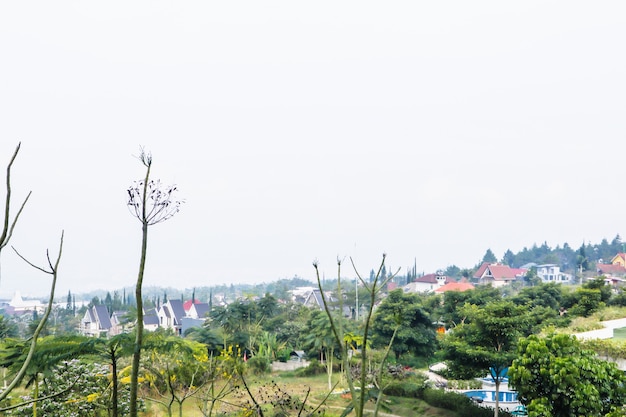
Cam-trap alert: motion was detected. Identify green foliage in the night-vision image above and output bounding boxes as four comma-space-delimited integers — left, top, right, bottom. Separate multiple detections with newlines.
509, 332, 626, 417
511, 282, 564, 310
441, 286, 502, 327
566, 288, 603, 317
371, 289, 437, 360
383, 381, 426, 398
6, 359, 140, 416
482, 249, 498, 264
442, 301, 530, 380
422, 388, 508, 417
0, 315, 18, 339
247, 355, 271, 375
294, 359, 326, 376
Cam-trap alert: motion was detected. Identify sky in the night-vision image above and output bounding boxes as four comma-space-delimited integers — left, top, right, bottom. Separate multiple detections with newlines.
0, 2, 625, 299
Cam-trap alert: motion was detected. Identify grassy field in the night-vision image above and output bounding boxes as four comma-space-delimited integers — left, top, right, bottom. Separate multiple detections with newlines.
613, 327, 626, 341
139, 372, 456, 417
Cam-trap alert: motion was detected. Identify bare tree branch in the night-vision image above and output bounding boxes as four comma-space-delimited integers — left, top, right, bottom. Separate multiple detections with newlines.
0, 231, 64, 403
0, 142, 32, 283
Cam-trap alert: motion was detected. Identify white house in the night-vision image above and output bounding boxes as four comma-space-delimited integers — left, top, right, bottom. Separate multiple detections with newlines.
403, 272, 452, 293
80, 305, 113, 337
157, 299, 185, 335
535, 264, 572, 284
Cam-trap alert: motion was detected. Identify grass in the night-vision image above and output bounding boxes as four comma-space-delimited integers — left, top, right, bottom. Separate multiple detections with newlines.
138, 371, 457, 417
554, 306, 626, 334
613, 327, 626, 341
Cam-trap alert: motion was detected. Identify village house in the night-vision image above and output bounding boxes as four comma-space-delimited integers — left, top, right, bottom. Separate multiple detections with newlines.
473, 263, 527, 287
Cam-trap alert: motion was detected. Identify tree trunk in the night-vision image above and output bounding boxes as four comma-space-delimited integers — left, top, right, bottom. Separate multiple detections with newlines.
130, 220, 148, 417
494, 378, 500, 417
111, 351, 118, 417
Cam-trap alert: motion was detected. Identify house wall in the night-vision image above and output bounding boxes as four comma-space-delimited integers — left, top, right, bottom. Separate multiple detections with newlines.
613, 255, 626, 267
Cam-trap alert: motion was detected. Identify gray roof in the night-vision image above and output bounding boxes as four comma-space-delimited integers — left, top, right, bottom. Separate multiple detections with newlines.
168, 299, 185, 323
93, 305, 112, 330
193, 303, 210, 318
144, 314, 160, 326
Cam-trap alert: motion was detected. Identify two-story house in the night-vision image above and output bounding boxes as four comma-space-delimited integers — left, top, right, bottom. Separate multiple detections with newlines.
80, 305, 113, 337
535, 264, 572, 284
156, 299, 185, 335
473, 263, 527, 288
403, 271, 452, 293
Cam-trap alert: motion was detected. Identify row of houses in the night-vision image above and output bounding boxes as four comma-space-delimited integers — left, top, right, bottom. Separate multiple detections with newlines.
80, 299, 211, 337
400, 262, 574, 295
79, 254, 626, 337
401, 252, 626, 295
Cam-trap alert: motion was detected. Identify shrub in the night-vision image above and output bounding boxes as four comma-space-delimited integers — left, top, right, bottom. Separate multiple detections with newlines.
383, 381, 425, 398
422, 388, 511, 417
276, 348, 291, 362
294, 359, 326, 377
247, 355, 271, 375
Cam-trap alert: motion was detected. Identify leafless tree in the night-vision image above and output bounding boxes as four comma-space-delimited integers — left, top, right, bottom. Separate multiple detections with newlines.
127, 148, 183, 417
0, 143, 31, 283
313, 254, 399, 417
0, 144, 63, 408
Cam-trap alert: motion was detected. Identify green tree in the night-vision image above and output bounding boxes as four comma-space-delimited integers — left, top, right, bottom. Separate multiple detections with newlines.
257, 292, 279, 319
371, 289, 437, 360
442, 300, 530, 417
127, 149, 183, 417
509, 332, 626, 417
0, 315, 18, 339
303, 309, 340, 390
143, 334, 210, 417
440, 285, 501, 328
314, 254, 398, 417
482, 248, 498, 264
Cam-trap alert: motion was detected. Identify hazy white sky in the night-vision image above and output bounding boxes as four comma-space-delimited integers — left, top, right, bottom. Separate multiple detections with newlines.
0, 2, 625, 298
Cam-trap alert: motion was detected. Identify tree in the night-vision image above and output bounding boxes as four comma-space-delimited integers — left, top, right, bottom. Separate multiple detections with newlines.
0, 232, 64, 409
303, 309, 340, 390
314, 254, 398, 417
523, 267, 541, 286
442, 300, 530, 417
440, 285, 501, 328
509, 332, 626, 417
65, 290, 72, 311
4, 358, 137, 417
482, 248, 498, 264
502, 249, 516, 267
371, 289, 437, 360
127, 148, 183, 417
142, 334, 210, 417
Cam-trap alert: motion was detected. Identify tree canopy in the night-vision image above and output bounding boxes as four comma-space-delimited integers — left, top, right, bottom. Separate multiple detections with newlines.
509, 332, 626, 417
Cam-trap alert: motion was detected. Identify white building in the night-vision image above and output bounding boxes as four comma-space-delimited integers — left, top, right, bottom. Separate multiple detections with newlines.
536, 264, 572, 284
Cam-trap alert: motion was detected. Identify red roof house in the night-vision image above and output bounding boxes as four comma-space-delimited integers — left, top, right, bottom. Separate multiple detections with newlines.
473, 263, 527, 288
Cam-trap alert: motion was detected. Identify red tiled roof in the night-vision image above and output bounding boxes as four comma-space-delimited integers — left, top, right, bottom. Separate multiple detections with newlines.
474, 262, 526, 281
183, 299, 202, 311
435, 282, 475, 293
597, 263, 626, 274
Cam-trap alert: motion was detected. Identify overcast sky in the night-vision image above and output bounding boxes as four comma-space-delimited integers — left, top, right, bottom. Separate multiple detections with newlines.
0, 2, 625, 299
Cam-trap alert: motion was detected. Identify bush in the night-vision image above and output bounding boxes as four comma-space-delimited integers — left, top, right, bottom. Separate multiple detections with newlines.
446, 379, 482, 390
247, 355, 271, 375
276, 348, 291, 362
422, 388, 511, 417
383, 381, 425, 398
294, 359, 326, 376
